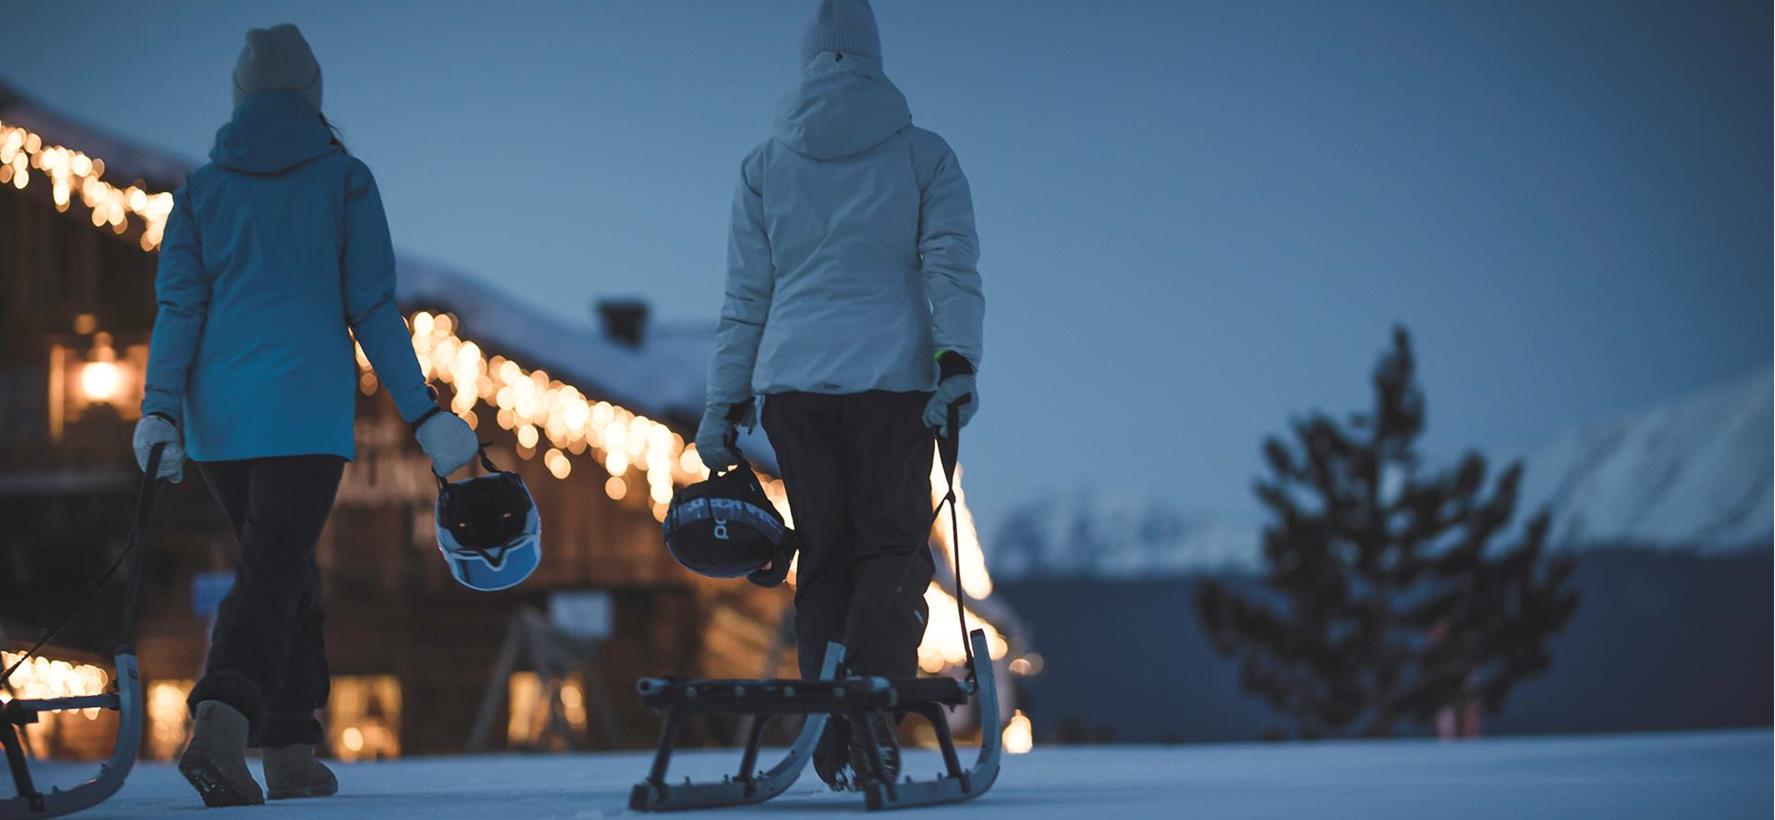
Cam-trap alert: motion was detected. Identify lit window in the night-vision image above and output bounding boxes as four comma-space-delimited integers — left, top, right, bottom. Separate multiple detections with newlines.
146, 679, 195, 760
507, 671, 588, 751
328, 675, 401, 761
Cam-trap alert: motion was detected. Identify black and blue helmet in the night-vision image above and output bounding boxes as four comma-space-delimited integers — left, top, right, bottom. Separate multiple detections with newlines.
662, 458, 796, 587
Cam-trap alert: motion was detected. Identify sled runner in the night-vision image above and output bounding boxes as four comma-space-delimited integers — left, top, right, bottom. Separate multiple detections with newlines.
2, 444, 165, 820
632, 401, 1002, 812
629, 632, 1000, 812
628, 642, 844, 812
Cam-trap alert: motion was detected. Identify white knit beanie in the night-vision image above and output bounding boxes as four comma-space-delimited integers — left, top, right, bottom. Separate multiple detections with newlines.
232, 24, 323, 111
800, 0, 882, 66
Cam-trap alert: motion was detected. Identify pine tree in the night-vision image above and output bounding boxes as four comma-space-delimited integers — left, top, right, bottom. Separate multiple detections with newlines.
1195, 327, 1579, 738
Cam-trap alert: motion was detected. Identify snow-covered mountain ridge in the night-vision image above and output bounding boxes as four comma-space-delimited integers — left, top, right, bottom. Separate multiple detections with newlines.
987, 366, 1773, 579
1506, 366, 1771, 552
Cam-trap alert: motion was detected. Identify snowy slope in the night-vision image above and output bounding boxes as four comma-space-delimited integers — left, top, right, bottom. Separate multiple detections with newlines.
1506, 366, 1772, 551
988, 366, 1774, 578
27, 729, 1771, 818
988, 493, 1263, 578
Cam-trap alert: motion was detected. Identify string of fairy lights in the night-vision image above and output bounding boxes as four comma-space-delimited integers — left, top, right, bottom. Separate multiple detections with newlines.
0, 110, 1011, 679
0, 119, 176, 251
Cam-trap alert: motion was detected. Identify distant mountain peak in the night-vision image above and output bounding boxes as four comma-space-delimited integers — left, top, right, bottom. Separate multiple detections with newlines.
989, 366, 1773, 580
1511, 365, 1772, 552
987, 493, 1262, 579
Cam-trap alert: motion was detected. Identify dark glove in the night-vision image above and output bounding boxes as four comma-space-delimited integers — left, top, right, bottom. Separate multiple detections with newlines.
924, 352, 978, 437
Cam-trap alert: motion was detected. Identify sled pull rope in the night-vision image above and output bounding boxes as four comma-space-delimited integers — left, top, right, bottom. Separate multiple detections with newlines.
1, 443, 165, 688
879, 396, 975, 675
939, 399, 974, 672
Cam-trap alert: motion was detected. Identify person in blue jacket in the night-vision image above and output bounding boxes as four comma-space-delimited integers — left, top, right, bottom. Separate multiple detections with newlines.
695, 0, 984, 790
132, 24, 478, 807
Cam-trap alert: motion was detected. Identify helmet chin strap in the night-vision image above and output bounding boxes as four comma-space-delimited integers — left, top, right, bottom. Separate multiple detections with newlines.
433, 444, 501, 489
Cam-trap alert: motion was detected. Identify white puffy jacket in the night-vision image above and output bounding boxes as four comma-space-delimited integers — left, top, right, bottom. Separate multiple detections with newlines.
706, 51, 983, 409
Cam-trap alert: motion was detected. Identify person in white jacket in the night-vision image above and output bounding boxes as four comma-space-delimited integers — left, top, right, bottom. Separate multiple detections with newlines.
695, 0, 984, 790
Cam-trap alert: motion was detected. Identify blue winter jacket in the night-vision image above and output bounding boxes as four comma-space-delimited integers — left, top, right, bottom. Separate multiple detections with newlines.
142, 92, 434, 461
706, 52, 983, 408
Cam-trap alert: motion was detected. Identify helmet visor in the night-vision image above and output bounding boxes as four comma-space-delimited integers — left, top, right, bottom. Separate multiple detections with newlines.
443, 537, 540, 592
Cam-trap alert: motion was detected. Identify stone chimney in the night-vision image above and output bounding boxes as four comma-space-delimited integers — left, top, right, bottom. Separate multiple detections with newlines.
595, 298, 648, 348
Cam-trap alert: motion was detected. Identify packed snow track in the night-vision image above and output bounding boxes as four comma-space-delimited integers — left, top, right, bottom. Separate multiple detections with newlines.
18, 728, 1768, 818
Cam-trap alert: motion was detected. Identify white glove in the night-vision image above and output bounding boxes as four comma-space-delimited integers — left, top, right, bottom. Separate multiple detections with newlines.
132, 414, 185, 483
696, 401, 754, 472
414, 411, 478, 476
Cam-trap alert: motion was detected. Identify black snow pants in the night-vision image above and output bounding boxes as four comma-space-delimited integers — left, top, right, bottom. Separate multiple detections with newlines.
187, 455, 344, 748
762, 391, 935, 680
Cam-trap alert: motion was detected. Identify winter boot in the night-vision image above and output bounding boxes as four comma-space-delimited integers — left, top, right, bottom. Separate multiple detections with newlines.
846, 711, 900, 787
177, 700, 266, 807
813, 718, 853, 791
263, 743, 338, 800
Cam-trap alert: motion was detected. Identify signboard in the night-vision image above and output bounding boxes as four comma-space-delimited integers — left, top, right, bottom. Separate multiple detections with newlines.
548, 590, 613, 641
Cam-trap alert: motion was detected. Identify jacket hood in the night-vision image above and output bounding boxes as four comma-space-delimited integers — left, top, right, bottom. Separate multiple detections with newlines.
772, 53, 910, 160
210, 91, 337, 174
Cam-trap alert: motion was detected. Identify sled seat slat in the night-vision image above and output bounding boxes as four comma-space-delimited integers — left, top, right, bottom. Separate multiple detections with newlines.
2, 693, 120, 723
636, 675, 968, 711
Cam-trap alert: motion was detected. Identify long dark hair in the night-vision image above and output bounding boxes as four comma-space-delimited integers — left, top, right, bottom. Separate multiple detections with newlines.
317, 112, 348, 155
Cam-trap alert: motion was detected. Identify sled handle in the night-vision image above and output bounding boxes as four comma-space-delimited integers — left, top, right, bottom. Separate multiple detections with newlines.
118, 442, 168, 649
937, 394, 968, 479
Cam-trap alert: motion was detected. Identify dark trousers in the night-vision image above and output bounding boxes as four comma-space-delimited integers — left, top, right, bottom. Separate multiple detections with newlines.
763, 391, 935, 680
189, 455, 344, 748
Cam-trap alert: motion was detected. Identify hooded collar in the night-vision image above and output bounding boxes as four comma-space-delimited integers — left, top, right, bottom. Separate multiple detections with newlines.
772, 52, 911, 160
210, 91, 337, 174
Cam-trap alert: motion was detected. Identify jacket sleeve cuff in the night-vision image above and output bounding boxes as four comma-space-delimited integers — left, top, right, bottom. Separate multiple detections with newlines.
398, 385, 445, 427
140, 395, 183, 428
936, 350, 975, 380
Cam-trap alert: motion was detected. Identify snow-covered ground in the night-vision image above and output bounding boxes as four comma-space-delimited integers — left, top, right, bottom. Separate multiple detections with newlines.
23, 728, 1770, 818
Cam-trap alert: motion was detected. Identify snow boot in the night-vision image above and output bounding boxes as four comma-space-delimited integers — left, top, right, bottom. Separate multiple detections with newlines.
177, 700, 265, 807
813, 718, 854, 791
263, 743, 338, 800
846, 711, 900, 787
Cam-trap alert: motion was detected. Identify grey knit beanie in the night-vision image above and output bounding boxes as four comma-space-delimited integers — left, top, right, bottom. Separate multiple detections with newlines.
800, 0, 882, 65
232, 24, 323, 111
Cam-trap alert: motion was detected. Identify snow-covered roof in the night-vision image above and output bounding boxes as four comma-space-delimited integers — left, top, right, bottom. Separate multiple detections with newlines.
396, 256, 710, 429
394, 256, 784, 468
0, 80, 191, 189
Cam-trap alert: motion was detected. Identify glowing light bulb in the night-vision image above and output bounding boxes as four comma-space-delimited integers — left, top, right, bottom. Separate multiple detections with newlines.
1003, 711, 1033, 755
79, 360, 122, 402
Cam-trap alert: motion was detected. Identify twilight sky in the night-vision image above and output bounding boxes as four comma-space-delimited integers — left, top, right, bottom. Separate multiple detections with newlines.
6, 0, 1769, 524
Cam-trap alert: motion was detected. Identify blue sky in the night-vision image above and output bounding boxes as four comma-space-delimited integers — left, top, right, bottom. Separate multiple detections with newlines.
7, 1, 1769, 524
